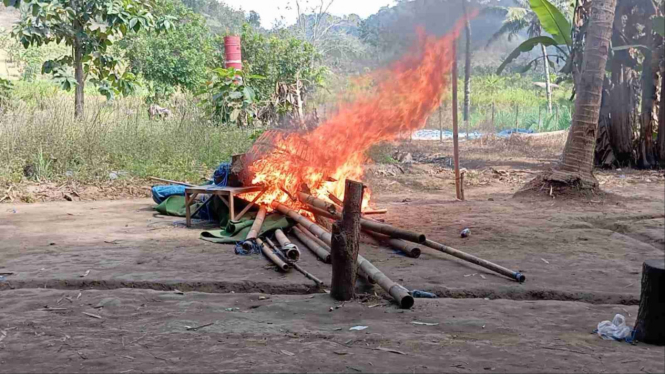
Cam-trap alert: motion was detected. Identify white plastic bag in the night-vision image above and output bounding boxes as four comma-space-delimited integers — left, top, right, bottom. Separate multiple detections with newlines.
597, 314, 632, 341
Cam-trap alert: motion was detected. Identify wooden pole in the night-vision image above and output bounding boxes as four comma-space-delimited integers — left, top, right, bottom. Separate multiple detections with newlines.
515, 104, 519, 128
330, 179, 364, 302
439, 104, 443, 143
452, 41, 462, 200
242, 206, 266, 251
538, 105, 542, 132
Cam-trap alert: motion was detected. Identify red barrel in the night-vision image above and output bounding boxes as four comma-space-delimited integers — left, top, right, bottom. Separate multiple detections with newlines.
224, 36, 242, 70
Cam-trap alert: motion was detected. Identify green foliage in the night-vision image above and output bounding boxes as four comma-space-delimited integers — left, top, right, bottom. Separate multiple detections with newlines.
200, 67, 262, 126
237, 25, 326, 114
7, 0, 172, 99
0, 77, 13, 108
497, 36, 562, 74
490, 0, 571, 75
181, 0, 245, 34
122, 0, 215, 101
528, 0, 572, 45
653, 16, 665, 37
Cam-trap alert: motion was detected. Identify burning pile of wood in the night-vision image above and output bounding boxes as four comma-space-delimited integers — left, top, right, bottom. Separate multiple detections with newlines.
242, 179, 525, 310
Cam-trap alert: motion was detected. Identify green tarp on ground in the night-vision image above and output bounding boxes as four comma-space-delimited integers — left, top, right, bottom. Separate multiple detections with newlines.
153, 195, 292, 244
200, 214, 292, 244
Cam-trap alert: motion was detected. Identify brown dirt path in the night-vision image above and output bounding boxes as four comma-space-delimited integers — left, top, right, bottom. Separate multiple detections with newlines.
0, 289, 662, 373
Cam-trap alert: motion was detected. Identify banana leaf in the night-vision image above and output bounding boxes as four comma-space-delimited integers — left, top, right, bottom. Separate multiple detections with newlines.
530, 0, 572, 47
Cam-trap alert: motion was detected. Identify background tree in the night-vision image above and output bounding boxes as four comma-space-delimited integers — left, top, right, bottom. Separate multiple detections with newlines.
543, 0, 617, 189
7, 0, 172, 117
121, 0, 214, 102
487, 0, 571, 114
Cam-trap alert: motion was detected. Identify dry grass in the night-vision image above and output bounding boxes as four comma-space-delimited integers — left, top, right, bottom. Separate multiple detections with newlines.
0, 94, 256, 186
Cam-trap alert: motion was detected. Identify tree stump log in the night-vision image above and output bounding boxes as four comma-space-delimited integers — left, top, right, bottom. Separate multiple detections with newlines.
330, 180, 364, 301
634, 259, 665, 345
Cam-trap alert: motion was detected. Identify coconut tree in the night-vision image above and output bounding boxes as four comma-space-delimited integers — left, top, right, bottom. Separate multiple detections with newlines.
545, 0, 617, 188
485, 0, 570, 114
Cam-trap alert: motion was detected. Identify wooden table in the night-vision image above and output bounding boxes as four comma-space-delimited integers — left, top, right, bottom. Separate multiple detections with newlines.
184, 185, 266, 227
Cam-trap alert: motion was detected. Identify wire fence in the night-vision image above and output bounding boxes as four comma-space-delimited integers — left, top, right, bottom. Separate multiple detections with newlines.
425, 102, 573, 134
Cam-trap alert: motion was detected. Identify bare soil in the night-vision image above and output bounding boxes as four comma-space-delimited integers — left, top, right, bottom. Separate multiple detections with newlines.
1, 135, 664, 373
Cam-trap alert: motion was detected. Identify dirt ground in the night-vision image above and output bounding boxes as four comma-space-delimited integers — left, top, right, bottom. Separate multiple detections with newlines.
1, 134, 664, 373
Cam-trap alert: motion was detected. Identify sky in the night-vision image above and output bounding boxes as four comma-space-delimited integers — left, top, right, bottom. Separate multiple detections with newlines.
223, 0, 397, 28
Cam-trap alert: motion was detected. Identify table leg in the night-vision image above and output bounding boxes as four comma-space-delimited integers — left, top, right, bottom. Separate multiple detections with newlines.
229, 192, 235, 221
185, 191, 192, 228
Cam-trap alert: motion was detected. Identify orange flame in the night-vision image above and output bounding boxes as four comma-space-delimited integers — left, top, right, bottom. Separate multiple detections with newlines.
241, 21, 467, 212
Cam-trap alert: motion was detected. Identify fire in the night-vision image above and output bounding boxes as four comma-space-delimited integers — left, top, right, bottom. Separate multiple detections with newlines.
241, 22, 466, 212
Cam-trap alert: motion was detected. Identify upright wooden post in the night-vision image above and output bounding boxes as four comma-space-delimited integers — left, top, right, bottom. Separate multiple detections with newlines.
515, 104, 519, 129
634, 259, 665, 345
439, 104, 443, 143
538, 105, 542, 132
330, 179, 364, 301
452, 42, 462, 200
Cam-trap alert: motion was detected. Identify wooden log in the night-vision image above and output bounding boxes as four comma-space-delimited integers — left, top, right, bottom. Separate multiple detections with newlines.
330, 180, 364, 301
256, 238, 290, 272
292, 225, 331, 263
424, 239, 525, 282
634, 259, 665, 345
275, 229, 300, 261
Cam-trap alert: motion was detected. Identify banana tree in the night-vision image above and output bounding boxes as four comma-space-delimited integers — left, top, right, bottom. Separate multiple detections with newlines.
489, 0, 571, 113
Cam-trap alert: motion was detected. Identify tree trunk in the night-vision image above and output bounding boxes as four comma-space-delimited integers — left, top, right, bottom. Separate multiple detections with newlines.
659, 58, 665, 167
638, 29, 658, 169
633, 259, 665, 345
74, 37, 84, 118
463, 1, 471, 140
608, 66, 635, 166
550, 0, 617, 188
330, 180, 364, 302
541, 44, 552, 114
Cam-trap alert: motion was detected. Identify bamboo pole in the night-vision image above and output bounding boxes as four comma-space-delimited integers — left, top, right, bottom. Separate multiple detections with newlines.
424, 239, 525, 282
292, 225, 331, 263
304, 203, 426, 244
273, 202, 333, 245
366, 231, 421, 258
299, 224, 377, 285
242, 206, 267, 251
357, 254, 414, 309
294, 214, 413, 309
265, 237, 322, 286
149, 177, 195, 187
452, 41, 462, 200
275, 229, 300, 261
256, 238, 290, 272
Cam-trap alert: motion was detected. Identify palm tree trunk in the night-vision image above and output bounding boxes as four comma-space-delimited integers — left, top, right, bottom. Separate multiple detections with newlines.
549, 0, 617, 188
462, 0, 471, 140
658, 60, 665, 167
541, 44, 552, 114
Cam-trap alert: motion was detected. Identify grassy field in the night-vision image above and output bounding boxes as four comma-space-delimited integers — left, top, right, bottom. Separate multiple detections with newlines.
0, 90, 256, 185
